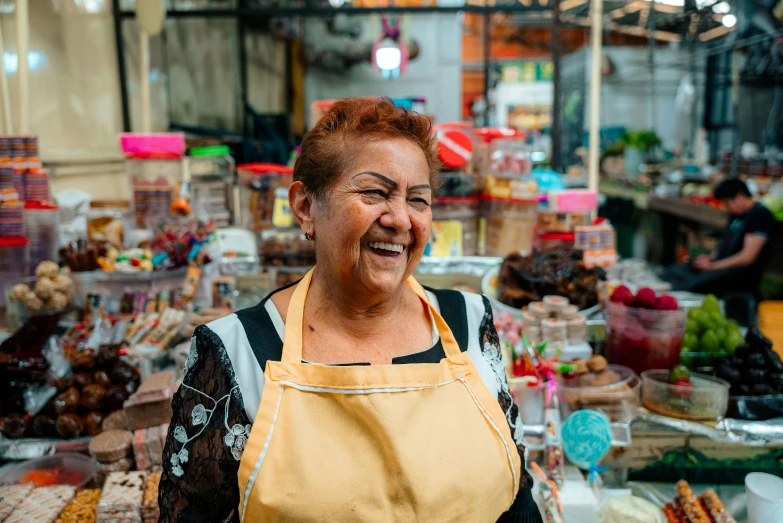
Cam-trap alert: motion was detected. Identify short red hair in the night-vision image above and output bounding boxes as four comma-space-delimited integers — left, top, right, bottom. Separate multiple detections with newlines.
294, 97, 441, 200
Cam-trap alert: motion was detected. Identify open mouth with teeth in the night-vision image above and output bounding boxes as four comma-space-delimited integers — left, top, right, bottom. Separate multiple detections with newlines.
368, 241, 405, 258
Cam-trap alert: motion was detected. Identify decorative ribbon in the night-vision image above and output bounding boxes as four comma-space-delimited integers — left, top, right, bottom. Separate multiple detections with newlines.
588, 465, 609, 485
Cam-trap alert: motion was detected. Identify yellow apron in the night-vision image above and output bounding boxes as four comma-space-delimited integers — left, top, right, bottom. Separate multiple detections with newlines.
238, 269, 521, 522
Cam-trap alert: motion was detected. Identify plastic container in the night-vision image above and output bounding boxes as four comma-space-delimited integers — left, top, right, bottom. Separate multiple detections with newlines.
0, 237, 29, 307
430, 197, 480, 256
559, 365, 641, 423
237, 163, 293, 232
87, 200, 133, 249
538, 210, 574, 233
538, 232, 575, 251
508, 378, 545, 426
483, 197, 537, 257
188, 145, 235, 228
127, 157, 184, 227
746, 472, 783, 523
641, 370, 730, 421
472, 128, 527, 182
728, 394, 783, 421
23, 202, 60, 273
605, 302, 686, 375
0, 453, 95, 488
4, 275, 73, 332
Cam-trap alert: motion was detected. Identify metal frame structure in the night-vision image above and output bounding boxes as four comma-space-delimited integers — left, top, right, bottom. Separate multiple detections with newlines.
111, 0, 739, 184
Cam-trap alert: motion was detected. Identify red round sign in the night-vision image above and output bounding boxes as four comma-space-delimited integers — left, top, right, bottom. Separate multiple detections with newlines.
437, 130, 472, 169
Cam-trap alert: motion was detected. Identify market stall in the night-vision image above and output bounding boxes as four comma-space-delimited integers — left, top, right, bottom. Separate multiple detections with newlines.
0, 117, 781, 522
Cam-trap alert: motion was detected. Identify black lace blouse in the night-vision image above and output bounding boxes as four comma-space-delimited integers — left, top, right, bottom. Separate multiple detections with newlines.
159, 286, 542, 523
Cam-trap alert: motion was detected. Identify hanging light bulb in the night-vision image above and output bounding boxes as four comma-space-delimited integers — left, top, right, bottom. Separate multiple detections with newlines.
374, 38, 402, 78
722, 13, 737, 28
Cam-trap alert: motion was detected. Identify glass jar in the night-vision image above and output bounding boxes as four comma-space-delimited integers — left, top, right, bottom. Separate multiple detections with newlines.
430, 197, 480, 256
237, 163, 294, 232
88, 200, 133, 250
23, 202, 60, 271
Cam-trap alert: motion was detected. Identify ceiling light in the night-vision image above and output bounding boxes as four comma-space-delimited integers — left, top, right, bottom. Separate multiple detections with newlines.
375, 39, 402, 72
722, 13, 737, 27
712, 1, 730, 13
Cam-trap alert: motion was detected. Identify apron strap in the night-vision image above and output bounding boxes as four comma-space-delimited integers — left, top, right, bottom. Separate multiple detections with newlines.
427, 288, 469, 353
281, 268, 462, 363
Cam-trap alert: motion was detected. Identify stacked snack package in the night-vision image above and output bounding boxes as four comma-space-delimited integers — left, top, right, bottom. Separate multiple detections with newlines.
5, 485, 75, 523
132, 425, 166, 471
96, 471, 146, 523
89, 430, 135, 486
531, 462, 564, 523
123, 371, 175, 431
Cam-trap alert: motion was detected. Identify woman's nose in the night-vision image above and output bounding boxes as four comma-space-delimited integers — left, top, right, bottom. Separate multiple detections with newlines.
378, 198, 412, 232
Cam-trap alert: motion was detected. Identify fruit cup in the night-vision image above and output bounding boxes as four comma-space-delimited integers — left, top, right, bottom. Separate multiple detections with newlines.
605, 301, 687, 375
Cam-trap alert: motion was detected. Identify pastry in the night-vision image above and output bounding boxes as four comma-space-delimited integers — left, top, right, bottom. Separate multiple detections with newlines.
5, 485, 76, 523
50, 291, 69, 311
34, 278, 56, 301
587, 355, 608, 372
96, 471, 146, 522
89, 430, 133, 462
102, 410, 129, 432
23, 291, 44, 312
56, 488, 101, 523
35, 261, 60, 279
597, 496, 665, 523
96, 457, 133, 475
51, 274, 73, 297
7, 283, 29, 302
0, 484, 34, 520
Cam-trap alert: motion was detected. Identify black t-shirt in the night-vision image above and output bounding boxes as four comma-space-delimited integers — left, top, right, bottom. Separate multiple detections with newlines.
717, 203, 779, 276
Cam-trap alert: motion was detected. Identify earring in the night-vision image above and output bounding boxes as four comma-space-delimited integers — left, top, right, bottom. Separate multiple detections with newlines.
304, 231, 314, 241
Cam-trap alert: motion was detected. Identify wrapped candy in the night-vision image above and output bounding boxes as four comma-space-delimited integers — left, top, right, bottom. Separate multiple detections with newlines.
531, 462, 563, 523
543, 377, 565, 487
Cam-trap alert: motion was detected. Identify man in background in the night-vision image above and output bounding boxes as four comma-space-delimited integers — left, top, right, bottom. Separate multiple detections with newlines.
661, 179, 779, 296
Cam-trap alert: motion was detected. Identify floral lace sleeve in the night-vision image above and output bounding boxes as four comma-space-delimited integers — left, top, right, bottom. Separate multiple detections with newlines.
478, 296, 543, 523
159, 325, 250, 523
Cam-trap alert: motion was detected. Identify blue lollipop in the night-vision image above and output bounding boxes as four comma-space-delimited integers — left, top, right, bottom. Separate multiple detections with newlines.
561, 410, 612, 472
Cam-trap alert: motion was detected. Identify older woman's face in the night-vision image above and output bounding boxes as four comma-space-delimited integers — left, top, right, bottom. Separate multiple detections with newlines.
313, 138, 432, 296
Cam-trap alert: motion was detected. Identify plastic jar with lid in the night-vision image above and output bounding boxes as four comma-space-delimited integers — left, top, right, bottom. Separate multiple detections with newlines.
237, 163, 293, 232
0, 236, 29, 307
23, 202, 60, 271
430, 197, 480, 256
483, 197, 538, 257
188, 145, 235, 228
88, 200, 133, 249
127, 156, 184, 227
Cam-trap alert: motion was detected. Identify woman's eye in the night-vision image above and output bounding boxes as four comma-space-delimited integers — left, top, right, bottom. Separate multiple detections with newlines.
364, 190, 386, 197
410, 198, 430, 206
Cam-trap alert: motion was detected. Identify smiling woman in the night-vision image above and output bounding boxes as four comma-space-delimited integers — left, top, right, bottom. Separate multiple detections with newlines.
159, 97, 543, 523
